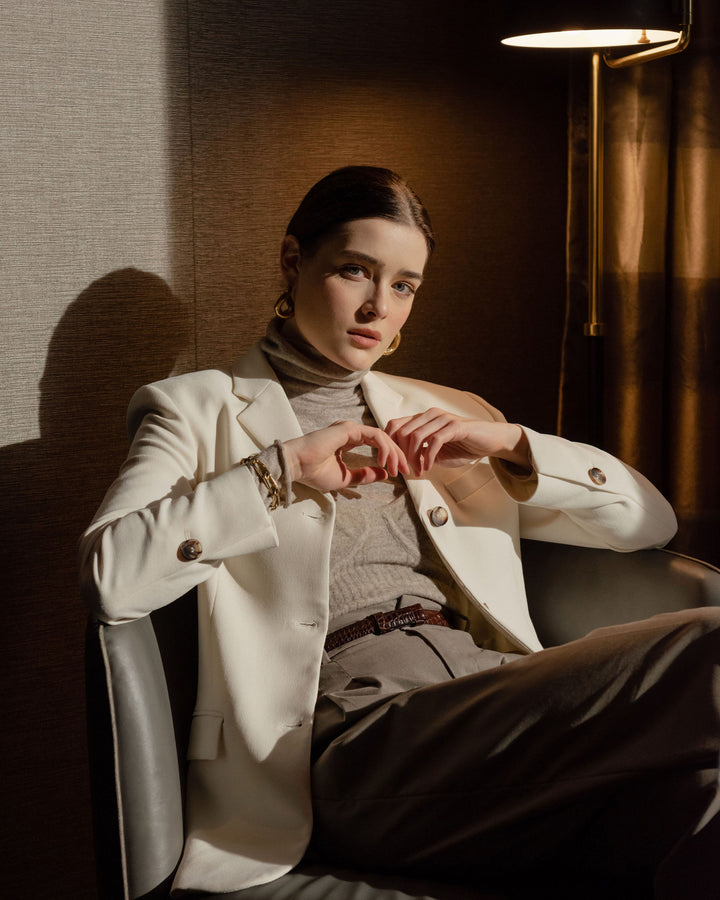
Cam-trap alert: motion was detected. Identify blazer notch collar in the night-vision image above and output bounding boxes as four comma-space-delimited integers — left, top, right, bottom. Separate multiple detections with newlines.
232, 343, 303, 446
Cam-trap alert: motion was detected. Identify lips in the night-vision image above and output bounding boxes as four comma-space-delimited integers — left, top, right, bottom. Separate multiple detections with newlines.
348, 328, 382, 348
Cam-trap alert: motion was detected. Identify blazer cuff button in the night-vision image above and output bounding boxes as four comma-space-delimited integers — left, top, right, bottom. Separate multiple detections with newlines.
428, 506, 449, 527
588, 467, 606, 486
178, 539, 203, 561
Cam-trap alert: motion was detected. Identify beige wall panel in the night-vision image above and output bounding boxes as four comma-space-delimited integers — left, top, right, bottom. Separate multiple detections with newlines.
1, 2, 193, 896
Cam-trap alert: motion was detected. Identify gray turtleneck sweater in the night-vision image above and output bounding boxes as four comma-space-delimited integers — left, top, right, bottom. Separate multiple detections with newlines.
255, 319, 457, 622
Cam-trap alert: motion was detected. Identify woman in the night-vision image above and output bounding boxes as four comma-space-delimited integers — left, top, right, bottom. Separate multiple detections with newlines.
81, 167, 719, 897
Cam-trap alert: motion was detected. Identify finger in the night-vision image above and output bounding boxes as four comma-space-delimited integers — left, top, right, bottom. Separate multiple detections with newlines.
385, 411, 440, 442
342, 426, 409, 477
373, 432, 409, 477
420, 422, 461, 469
390, 411, 452, 457
396, 419, 451, 474
335, 450, 349, 484
345, 465, 390, 486
384, 414, 416, 440
409, 420, 464, 474
335, 422, 386, 451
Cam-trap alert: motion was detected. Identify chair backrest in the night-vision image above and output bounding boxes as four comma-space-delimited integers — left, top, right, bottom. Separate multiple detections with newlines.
86, 543, 720, 899
86, 590, 198, 900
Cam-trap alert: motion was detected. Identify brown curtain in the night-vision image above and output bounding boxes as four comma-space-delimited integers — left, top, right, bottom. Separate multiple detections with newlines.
561, 0, 720, 567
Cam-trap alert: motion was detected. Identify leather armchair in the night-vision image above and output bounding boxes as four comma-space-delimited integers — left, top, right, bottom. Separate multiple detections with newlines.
86, 541, 720, 899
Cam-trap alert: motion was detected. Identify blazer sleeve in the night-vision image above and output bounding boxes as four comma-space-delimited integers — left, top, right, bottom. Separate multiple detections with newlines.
79, 382, 279, 625
490, 426, 678, 551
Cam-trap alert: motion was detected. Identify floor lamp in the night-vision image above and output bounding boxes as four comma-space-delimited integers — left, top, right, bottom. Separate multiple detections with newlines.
501, 0, 693, 446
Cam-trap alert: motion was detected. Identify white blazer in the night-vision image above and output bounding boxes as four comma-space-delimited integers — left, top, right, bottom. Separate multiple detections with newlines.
80, 342, 677, 895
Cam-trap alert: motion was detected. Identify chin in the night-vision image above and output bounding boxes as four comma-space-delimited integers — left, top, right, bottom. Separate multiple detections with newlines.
323, 346, 380, 372
349, 352, 383, 371
333, 355, 367, 372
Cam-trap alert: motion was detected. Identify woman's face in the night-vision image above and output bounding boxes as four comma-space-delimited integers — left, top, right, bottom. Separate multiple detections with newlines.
281, 217, 428, 371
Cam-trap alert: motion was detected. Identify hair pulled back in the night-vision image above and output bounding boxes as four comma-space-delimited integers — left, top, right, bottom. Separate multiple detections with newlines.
286, 166, 434, 258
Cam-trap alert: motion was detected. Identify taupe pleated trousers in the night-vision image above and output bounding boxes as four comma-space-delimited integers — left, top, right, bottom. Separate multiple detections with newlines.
310, 604, 720, 897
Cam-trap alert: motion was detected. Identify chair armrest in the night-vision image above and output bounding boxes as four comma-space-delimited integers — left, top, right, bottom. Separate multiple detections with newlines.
521, 540, 720, 647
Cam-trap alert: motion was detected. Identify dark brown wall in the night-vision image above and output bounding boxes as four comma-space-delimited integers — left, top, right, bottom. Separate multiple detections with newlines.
1, 2, 568, 896
184, 0, 569, 424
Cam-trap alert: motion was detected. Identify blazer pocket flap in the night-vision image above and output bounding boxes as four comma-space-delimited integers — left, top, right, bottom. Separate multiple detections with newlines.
187, 711, 223, 760
444, 460, 494, 503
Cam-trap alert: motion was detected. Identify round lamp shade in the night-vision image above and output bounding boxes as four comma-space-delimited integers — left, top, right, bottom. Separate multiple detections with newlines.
501, 0, 684, 48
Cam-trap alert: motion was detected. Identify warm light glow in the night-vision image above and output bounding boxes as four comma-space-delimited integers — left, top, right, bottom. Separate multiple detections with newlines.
502, 29, 680, 48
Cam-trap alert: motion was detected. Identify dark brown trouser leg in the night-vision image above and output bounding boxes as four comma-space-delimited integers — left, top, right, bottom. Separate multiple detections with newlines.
311, 609, 720, 890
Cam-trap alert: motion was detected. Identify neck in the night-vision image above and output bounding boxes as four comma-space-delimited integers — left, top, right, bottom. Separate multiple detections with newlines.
259, 317, 368, 398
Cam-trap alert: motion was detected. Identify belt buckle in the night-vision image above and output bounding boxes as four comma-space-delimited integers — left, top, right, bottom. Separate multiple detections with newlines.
369, 611, 395, 634
370, 604, 424, 635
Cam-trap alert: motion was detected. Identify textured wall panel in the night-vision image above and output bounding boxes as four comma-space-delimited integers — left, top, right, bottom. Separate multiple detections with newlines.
186, 0, 568, 426
0, 2, 193, 897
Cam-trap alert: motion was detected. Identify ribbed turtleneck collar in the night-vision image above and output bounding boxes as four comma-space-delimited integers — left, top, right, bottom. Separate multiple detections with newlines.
259, 317, 369, 403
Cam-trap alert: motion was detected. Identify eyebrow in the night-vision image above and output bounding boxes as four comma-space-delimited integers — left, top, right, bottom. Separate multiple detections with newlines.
338, 249, 424, 282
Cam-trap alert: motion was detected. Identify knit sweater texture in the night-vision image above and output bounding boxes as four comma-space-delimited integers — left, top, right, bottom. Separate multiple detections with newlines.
259, 319, 456, 621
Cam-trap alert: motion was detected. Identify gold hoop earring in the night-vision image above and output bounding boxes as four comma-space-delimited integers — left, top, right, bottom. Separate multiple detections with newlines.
274, 291, 294, 319
383, 331, 401, 356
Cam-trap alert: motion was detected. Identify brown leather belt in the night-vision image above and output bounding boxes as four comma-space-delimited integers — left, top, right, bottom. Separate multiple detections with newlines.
324, 603, 450, 652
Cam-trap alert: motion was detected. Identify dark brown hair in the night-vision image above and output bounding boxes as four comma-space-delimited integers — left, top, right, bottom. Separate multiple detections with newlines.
286, 166, 434, 258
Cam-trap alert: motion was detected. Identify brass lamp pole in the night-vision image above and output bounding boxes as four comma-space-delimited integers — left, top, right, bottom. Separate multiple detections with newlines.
502, 0, 693, 445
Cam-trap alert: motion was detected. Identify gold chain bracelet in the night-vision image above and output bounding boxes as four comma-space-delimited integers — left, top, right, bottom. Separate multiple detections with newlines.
241, 454, 281, 511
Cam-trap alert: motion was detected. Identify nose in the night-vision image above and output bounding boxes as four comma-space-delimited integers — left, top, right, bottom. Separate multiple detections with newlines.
360, 283, 388, 320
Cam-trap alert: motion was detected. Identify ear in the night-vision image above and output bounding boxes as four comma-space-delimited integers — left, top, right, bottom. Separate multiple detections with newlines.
280, 235, 302, 287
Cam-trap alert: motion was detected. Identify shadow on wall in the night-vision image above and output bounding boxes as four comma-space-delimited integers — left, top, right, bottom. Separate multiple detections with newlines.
1, 268, 190, 898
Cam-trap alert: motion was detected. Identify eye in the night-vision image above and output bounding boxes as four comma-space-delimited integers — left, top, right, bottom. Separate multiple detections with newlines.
393, 281, 417, 297
340, 264, 367, 279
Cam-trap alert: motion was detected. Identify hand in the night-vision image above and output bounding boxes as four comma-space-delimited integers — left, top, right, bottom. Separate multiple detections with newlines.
385, 408, 531, 476
282, 421, 410, 493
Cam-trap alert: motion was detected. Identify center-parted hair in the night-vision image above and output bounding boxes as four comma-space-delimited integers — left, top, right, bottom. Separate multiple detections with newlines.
286, 166, 435, 259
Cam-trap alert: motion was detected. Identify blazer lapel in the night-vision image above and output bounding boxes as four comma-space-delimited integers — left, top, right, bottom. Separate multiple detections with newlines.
361, 369, 448, 503
361, 369, 479, 501
232, 343, 304, 450
360, 371, 405, 426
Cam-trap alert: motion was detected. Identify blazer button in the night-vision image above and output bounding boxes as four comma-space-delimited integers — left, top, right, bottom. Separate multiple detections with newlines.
178, 539, 203, 561
588, 467, 606, 486
428, 506, 449, 527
